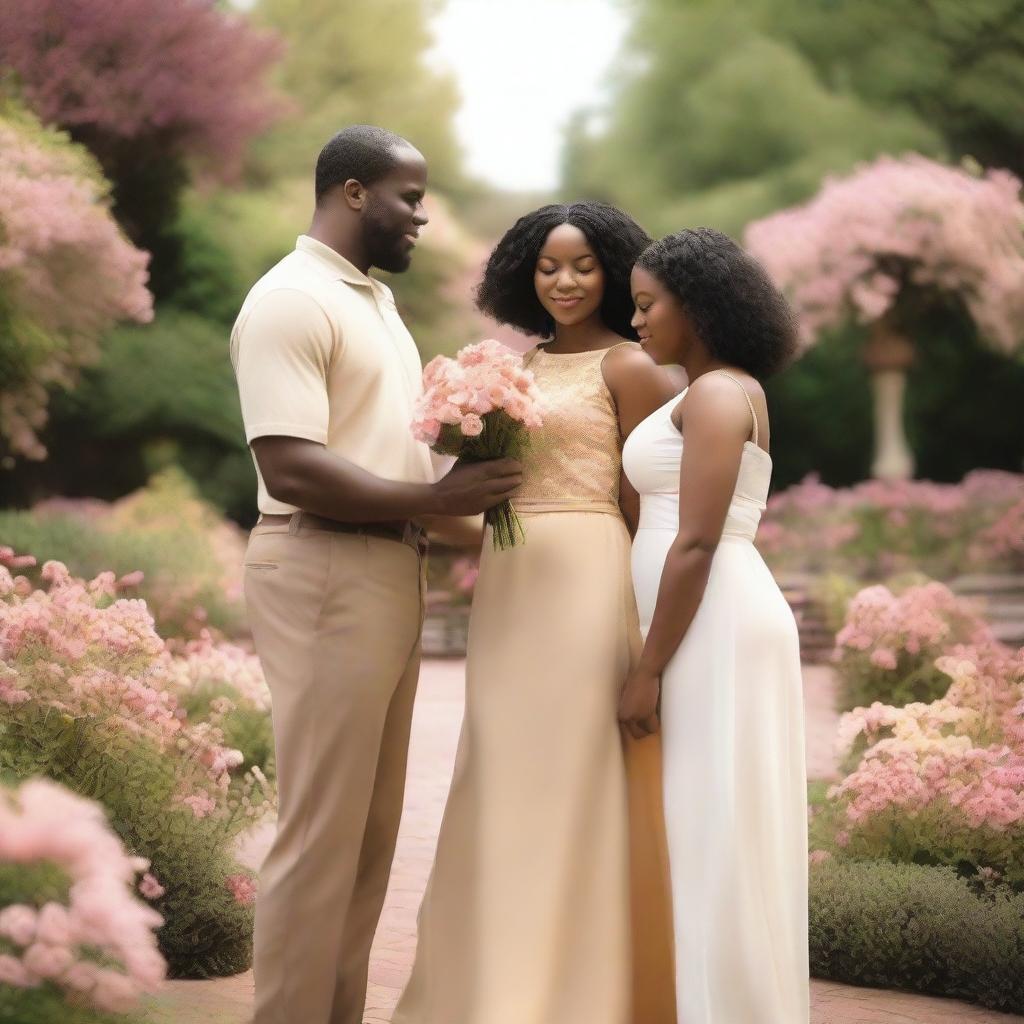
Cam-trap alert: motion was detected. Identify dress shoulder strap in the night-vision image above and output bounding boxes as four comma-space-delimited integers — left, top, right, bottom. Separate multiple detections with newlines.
712, 370, 759, 446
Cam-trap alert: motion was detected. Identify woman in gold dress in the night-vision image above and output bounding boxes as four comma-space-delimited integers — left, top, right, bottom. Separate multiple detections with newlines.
393, 202, 678, 1024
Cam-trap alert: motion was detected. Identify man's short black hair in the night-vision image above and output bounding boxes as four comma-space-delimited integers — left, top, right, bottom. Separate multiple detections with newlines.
476, 201, 651, 340
637, 228, 798, 380
315, 125, 415, 203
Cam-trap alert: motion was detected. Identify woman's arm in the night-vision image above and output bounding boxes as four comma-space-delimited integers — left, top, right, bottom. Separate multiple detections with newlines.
619, 473, 641, 538
602, 344, 679, 532
618, 373, 757, 738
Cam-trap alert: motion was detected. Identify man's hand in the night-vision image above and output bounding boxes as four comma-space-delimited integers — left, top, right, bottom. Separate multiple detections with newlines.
432, 459, 523, 516
618, 665, 662, 740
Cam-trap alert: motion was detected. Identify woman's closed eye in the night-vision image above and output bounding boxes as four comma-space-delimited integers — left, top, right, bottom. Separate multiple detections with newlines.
537, 261, 596, 276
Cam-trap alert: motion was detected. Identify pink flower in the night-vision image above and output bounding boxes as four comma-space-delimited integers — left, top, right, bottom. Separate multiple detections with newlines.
0, 905, 37, 946
226, 873, 257, 905
809, 849, 832, 865
179, 791, 217, 818
870, 648, 898, 671
22, 942, 74, 979
42, 560, 71, 584
460, 413, 483, 437
139, 872, 165, 900
35, 903, 73, 946
0, 953, 34, 988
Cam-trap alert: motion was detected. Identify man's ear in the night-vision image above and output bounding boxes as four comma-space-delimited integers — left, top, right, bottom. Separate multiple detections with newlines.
343, 178, 365, 211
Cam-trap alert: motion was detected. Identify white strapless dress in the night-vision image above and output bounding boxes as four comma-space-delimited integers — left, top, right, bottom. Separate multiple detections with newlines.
622, 390, 809, 1024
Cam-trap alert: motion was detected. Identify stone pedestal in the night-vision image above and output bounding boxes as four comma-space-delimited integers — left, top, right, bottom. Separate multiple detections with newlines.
863, 322, 916, 480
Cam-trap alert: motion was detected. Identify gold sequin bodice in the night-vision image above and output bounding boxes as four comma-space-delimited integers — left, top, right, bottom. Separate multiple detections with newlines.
515, 342, 634, 513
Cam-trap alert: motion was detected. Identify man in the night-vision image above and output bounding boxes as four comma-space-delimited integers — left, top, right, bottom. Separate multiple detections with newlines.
230, 125, 520, 1024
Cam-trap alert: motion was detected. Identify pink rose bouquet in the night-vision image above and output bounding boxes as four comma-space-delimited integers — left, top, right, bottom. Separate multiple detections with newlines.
412, 339, 543, 550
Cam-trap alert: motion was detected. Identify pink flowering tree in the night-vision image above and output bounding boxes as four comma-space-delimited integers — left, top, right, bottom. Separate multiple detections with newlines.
745, 155, 1024, 479
0, 0, 286, 291
0, 105, 153, 460
0, 0, 284, 180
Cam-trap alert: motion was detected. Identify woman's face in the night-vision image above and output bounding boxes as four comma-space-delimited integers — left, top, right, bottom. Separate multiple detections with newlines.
630, 264, 691, 365
534, 224, 605, 329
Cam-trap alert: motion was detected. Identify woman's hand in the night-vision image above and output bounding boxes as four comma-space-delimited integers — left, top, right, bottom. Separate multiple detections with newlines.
618, 665, 662, 740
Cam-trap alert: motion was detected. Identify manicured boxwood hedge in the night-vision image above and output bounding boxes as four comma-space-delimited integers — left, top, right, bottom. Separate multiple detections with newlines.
810, 858, 1024, 1013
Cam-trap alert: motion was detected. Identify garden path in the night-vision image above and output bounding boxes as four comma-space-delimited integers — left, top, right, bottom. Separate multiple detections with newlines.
147, 660, 1022, 1024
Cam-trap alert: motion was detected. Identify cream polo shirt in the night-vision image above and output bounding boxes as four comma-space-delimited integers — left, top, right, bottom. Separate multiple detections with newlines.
230, 235, 435, 515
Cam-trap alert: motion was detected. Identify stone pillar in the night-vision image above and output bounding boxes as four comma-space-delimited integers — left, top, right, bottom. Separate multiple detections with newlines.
862, 320, 916, 480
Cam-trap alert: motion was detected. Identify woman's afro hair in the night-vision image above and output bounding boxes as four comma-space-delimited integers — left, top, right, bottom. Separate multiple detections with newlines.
637, 227, 799, 380
476, 200, 651, 339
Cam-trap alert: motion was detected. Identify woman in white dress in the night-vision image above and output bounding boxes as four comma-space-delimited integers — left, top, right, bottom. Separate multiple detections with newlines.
619, 227, 809, 1024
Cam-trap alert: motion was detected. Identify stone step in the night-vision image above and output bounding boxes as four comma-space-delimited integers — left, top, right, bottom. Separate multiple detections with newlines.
951, 573, 1024, 595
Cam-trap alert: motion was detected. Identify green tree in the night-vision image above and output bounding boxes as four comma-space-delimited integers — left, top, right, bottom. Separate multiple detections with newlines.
251, 0, 463, 192
761, 0, 1024, 177
562, 1, 940, 236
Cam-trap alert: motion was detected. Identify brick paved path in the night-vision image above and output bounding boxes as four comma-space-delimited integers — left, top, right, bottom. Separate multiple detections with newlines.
148, 660, 1022, 1024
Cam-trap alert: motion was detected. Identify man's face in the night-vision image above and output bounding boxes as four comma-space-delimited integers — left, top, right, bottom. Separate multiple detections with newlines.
362, 147, 429, 273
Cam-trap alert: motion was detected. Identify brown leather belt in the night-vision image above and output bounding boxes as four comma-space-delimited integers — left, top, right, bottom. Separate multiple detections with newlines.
257, 511, 425, 548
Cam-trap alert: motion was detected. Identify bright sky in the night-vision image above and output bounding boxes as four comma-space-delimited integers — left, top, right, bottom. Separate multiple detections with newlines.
427, 0, 629, 192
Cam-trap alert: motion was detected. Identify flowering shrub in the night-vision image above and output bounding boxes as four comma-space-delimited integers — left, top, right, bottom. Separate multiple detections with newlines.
0, 468, 247, 639
757, 470, 1024, 577
0, 104, 152, 460
744, 154, 1024, 354
814, 638, 1024, 885
832, 580, 993, 711
0, 549, 274, 976
165, 635, 274, 778
971, 499, 1024, 571
0, 777, 165, 1022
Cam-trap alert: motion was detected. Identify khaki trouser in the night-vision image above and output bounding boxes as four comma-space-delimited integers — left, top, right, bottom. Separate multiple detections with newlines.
244, 518, 425, 1024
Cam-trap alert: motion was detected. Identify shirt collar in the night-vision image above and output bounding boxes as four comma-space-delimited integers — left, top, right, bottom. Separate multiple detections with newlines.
295, 235, 377, 290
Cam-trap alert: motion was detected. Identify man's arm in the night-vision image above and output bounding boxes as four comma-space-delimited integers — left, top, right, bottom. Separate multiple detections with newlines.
252, 437, 521, 521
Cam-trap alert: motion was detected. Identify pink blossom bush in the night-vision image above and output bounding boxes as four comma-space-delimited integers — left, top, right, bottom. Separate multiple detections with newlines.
0, 777, 165, 1017
970, 500, 1024, 572
164, 633, 274, 779
0, 0, 285, 179
822, 641, 1024, 884
745, 154, 1024, 354
832, 580, 993, 712
757, 470, 1024, 577
0, 548, 274, 976
0, 105, 152, 459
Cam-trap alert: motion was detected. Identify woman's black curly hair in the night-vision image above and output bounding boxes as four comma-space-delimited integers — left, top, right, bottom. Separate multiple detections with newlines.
476, 201, 650, 339
637, 227, 798, 380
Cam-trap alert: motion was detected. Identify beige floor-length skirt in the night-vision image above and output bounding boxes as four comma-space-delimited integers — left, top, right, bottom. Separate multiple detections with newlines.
394, 509, 675, 1024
